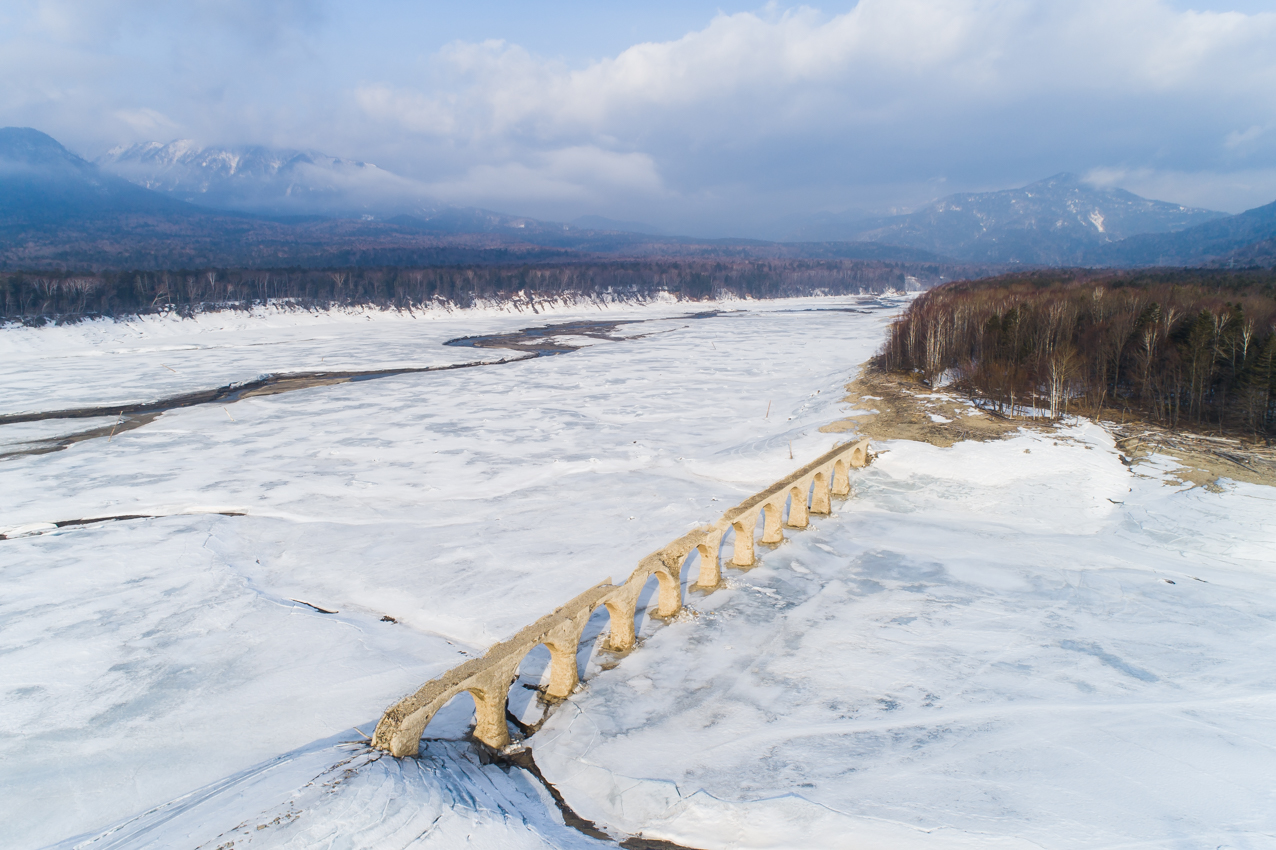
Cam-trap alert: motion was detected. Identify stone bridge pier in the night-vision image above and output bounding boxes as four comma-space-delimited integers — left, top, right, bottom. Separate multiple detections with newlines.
372, 438, 871, 756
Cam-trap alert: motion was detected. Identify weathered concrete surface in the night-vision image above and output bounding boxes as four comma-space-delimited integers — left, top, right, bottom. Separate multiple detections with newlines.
372, 438, 871, 757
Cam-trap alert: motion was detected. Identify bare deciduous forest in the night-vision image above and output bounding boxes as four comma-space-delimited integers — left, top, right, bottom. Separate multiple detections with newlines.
0, 259, 951, 324
879, 269, 1276, 437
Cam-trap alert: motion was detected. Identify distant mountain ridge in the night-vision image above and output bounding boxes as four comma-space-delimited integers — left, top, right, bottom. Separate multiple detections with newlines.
0, 127, 943, 270
0, 127, 197, 224
98, 140, 437, 217
1090, 199, 1276, 267
0, 128, 576, 268
98, 141, 674, 240
846, 174, 1226, 264
10, 127, 1275, 271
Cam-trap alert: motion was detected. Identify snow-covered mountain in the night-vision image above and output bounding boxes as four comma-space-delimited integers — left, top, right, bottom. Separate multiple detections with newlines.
1094, 197, 1276, 267
97, 140, 437, 217
0, 127, 195, 223
837, 174, 1227, 264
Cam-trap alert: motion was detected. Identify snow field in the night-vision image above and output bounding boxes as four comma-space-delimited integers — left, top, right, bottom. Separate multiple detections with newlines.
1, 296, 894, 848
51, 734, 612, 850
533, 425, 1276, 848
0, 295, 709, 416
7, 294, 1272, 849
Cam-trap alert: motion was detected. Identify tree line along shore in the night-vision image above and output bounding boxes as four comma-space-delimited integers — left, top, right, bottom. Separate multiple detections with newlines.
0, 259, 958, 324
878, 268, 1276, 438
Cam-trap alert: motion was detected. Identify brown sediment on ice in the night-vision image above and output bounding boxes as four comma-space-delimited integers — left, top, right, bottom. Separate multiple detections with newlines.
1110, 423, 1276, 489
0, 315, 673, 456
619, 837, 704, 849
0, 411, 163, 459
444, 317, 651, 354
823, 366, 1276, 489
0, 356, 535, 428
0, 355, 539, 459
820, 365, 1033, 448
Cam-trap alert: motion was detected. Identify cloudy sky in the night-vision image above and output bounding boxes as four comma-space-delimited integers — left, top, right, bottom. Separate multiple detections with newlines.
3, 0, 1275, 235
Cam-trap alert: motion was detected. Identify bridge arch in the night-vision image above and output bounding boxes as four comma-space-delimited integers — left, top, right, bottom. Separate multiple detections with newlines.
628, 571, 671, 640
832, 458, 851, 496
730, 513, 756, 566
505, 634, 584, 730
653, 567, 681, 617
785, 483, 809, 528
575, 603, 618, 679
389, 679, 510, 754
603, 596, 637, 652
540, 635, 582, 699
419, 689, 479, 741
849, 442, 868, 468
682, 538, 721, 590
811, 470, 831, 514
760, 500, 784, 544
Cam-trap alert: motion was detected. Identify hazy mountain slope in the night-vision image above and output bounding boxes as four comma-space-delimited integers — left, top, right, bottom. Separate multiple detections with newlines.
1211, 238, 1276, 268
25, 129, 1267, 269
98, 140, 436, 217
96, 139, 943, 260
0, 128, 954, 269
781, 208, 875, 242
850, 173, 1225, 264
385, 212, 943, 260
0, 128, 196, 225
0, 129, 575, 269
95, 140, 938, 261
1092, 200, 1276, 267
570, 214, 666, 235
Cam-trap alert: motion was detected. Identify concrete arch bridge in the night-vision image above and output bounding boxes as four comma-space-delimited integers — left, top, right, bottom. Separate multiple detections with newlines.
372, 438, 871, 757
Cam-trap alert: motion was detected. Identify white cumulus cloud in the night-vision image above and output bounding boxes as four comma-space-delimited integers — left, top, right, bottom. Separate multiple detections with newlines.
3, 0, 1276, 232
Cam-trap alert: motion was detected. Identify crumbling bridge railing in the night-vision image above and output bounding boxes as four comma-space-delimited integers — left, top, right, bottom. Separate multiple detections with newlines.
372, 438, 871, 757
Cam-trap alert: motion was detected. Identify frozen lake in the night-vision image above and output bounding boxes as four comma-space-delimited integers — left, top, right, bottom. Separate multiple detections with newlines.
2, 296, 1273, 849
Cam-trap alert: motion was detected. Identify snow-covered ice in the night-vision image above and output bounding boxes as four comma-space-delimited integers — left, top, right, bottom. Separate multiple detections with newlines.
42, 733, 611, 850
2, 295, 1273, 849
2, 297, 892, 847
0, 301, 620, 414
534, 425, 1276, 848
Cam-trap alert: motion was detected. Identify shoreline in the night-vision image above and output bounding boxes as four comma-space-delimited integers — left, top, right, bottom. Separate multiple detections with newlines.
824, 364, 1276, 489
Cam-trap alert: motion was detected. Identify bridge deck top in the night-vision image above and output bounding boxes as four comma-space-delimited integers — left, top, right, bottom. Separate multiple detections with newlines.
722, 439, 866, 521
